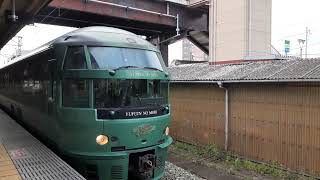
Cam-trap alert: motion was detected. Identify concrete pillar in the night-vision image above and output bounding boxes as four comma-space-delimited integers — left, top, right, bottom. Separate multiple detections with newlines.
160, 43, 169, 66
149, 36, 169, 66
209, 0, 216, 63
209, 0, 272, 63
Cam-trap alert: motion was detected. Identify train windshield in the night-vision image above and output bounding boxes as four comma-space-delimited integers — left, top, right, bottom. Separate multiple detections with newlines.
94, 79, 168, 108
88, 47, 165, 71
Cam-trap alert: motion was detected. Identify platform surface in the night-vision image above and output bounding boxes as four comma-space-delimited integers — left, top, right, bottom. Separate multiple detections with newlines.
0, 110, 85, 180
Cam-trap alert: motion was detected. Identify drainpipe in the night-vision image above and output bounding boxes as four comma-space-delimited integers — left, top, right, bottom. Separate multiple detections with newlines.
8, 0, 18, 22
218, 81, 229, 151
176, 14, 180, 36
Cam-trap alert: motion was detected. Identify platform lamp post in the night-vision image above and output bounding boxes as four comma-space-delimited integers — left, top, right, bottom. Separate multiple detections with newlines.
298, 39, 305, 58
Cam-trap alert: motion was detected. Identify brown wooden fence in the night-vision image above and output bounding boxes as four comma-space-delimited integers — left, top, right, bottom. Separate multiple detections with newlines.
170, 83, 320, 176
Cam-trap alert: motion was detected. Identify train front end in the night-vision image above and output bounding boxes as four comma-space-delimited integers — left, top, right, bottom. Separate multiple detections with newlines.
57, 28, 172, 180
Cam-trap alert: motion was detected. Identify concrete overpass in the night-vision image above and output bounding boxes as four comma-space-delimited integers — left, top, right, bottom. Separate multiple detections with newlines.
0, 0, 51, 50
38, 0, 208, 36
0, 0, 209, 65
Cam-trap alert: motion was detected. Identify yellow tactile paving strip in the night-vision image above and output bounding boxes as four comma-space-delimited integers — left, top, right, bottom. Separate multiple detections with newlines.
0, 144, 21, 180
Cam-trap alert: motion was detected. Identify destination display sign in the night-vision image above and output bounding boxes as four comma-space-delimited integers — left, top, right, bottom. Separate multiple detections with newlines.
97, 106, 167, 120
125, 110, 158, 117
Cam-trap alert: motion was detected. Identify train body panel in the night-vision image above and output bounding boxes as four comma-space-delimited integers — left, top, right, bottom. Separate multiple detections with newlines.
0, 26, 171, 180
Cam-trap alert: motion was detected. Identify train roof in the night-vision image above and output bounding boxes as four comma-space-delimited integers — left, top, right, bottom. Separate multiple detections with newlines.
3, 26, 160, 68
53, 26, 159, 51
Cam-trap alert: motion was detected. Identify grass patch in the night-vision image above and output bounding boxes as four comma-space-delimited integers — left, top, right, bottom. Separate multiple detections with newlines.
171, 141, 315, 180
174, 142, 224, 161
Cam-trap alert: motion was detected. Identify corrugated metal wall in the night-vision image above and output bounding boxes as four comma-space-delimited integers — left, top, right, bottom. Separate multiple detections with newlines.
170, 83, 320, 176
170, 83, 225, 147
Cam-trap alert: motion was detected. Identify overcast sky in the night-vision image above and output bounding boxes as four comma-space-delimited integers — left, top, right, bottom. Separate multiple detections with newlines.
1, 0, 320, 66
0, 24, 76, 67
272, 0, 320, 57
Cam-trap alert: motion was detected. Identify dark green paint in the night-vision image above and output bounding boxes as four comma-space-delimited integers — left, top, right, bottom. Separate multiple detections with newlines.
62, 69, 168, 80
0, 27, 172, 180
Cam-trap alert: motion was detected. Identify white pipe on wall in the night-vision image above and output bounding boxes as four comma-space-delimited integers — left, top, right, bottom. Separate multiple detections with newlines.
218, 81, 229, 151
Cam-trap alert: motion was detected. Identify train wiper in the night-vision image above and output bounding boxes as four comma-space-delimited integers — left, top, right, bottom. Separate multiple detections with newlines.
143, 67, 163, 72
137, 96, 142, 106
107, 66, 139, 76
113, 66, 140, 71
106, 68, 116, 76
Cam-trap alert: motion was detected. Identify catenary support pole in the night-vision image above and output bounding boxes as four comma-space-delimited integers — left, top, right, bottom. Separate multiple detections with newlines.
305, 27, 310, 59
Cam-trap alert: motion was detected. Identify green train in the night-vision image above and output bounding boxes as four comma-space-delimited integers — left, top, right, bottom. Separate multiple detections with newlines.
0, 26, 172, 180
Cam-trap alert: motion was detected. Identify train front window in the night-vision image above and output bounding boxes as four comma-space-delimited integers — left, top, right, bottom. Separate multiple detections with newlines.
94, 79, 168, 108
64, 46, 87, 70
63, 79, 89, 108
88, 47, 164, 71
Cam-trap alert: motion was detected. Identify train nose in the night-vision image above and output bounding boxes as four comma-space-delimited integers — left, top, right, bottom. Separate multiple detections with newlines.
102, 115, 170, 150
129, 152, 156, 179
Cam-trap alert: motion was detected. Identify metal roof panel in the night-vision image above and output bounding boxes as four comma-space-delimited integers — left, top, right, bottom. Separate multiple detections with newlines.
169, 59, 320, 82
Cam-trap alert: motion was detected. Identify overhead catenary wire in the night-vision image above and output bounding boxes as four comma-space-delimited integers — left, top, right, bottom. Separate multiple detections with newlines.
274, 27, 320, 42
40, 7, 58, 24
0, 54, 11, 57
274, 32, 306, 41
283, 40, 320, 51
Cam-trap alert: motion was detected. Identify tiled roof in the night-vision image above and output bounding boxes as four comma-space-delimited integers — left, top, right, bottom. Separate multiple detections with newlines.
168, 59, 320, 82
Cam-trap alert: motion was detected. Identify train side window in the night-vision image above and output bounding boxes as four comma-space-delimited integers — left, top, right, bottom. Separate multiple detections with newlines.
62, 79, 89, 108
64, 46, 87, 69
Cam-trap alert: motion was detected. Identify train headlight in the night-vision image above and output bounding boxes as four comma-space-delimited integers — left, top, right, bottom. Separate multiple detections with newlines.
165, 127, 170, 136
96, 135, 109, 145
109, 110, 115, 116
165, 106, 169, 113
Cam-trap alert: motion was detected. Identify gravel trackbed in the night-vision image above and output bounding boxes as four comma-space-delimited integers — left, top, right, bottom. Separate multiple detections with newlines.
162, 162, 205, 180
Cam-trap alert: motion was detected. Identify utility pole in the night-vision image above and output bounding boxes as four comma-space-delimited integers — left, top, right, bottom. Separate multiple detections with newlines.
298, 39, 305, 58
17, 36, 22, 56
305, 27, 311, 59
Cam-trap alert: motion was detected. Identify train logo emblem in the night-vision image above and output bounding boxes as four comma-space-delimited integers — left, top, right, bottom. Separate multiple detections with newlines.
133, 124, 155, 137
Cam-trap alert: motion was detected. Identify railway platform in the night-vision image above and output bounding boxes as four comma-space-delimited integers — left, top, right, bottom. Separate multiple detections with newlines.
0, 109, 85, 180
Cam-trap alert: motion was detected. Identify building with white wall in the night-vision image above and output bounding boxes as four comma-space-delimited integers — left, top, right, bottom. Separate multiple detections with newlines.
209, 0, 272, 63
